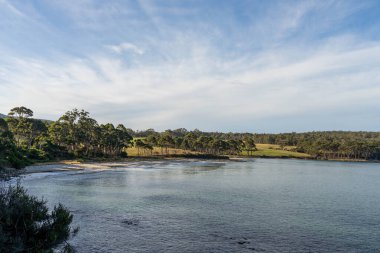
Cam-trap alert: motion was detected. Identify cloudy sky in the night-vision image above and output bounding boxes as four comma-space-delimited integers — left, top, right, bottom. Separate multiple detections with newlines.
0, 0, 379, 132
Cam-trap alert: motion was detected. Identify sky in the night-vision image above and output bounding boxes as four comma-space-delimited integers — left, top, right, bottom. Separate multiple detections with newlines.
0, 0, 380, 133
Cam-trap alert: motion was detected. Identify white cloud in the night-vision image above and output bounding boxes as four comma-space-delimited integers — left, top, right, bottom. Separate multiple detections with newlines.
106, 42, 144, 55
0, 1, 379, 132
1, 35, 380, 132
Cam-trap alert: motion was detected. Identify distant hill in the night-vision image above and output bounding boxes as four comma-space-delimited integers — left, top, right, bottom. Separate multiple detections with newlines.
0, 113, 52, 123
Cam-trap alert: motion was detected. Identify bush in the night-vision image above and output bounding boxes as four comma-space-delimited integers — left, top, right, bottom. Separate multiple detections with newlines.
0, 184, 77, 252
0, 131, 32, 169
6, 152, 31, 170
38, 141, 70, 160
27, 148, 47, 161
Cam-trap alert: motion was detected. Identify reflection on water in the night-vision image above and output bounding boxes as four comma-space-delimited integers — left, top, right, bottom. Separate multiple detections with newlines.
21, 159, 380, 253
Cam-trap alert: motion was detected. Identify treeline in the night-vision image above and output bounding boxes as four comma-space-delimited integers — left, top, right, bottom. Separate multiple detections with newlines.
0, 107, 133, 169
0, 107, 259, 169
129, 129, 380, 161
1, 106, 380, 169
252, 132, 380, 160
133, 131, 256, 156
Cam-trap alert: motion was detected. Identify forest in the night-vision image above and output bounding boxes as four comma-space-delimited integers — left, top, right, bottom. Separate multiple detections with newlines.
1, 106, 380, 169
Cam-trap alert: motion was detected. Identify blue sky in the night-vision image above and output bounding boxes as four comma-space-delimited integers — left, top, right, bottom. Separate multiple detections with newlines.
1, 0, 380, 132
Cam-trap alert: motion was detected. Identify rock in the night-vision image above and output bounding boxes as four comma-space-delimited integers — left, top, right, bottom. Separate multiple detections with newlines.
121, 218, 139, 226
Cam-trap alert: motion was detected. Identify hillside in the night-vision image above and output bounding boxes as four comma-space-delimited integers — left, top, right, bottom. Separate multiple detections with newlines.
0, 113, 52, 123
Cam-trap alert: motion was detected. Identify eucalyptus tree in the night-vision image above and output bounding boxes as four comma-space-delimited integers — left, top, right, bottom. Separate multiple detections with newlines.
98, 123, 132, 156
243, 137, 256, 156
116, 124, 133, 149
227, 139, 244, 155
174, 137, 184, 149
183, 132, 197, 151
158, 133, 175, 154
209, 138, 229, 155
134, 139, 153, 155
146, 134, 159, 147
6, 107, 48, 149
195, 135, 213, 153
180, 138, 191, 151
8, 106, 33, 119
49, 109, 99, 156
133, 139, 142, 155
99, 123, 117, 156
6, 107, 34, 147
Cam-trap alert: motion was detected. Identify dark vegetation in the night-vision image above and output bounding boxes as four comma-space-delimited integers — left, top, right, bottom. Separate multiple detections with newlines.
0, 106, 133, 169
1, 106, 380, 170
130, 129, 380, 161
0, 183, 77, 252
253, 132, 380, 160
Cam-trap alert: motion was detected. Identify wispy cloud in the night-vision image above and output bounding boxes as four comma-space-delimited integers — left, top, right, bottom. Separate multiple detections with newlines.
106, 42, 144, 55
0, 0, 24, 16
0, 0, 379, 132
1, 35, 380, 131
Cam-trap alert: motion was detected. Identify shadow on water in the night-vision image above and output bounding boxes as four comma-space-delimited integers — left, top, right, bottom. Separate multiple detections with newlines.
183, 163, 226, 175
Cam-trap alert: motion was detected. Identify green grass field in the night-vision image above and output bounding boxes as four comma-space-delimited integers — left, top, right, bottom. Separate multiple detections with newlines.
244, 149, 310, 158
126, 147, 197, 156
127, 143, 310, 158
244, 143, 310, 158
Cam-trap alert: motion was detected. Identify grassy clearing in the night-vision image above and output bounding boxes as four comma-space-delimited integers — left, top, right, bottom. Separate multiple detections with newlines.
126, 144, 310, 158
255, 143, 297, 151
248, 143, 310, 158
243, 149, 310, 158
126, 147, 197, 156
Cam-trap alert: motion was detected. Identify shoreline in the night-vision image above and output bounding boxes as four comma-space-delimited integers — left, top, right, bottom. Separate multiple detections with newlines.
26, 155, 379, 173
2, 155, 378, 179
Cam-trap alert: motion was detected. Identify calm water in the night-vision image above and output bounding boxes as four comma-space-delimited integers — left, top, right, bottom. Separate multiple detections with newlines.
21, 159, 380, 252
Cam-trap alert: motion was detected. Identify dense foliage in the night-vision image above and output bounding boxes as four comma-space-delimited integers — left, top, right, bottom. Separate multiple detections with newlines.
0, 118, 32, 169
130, 129, 380, 160
133, 130, 256, 156
0, 107, 133, 169
48, 109, 132, 157
1, 106, 380, 169
252, 132, 380, 160
0, 184, 76, 252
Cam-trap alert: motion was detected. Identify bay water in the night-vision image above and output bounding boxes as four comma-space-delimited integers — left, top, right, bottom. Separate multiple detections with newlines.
21, 159, 380, 252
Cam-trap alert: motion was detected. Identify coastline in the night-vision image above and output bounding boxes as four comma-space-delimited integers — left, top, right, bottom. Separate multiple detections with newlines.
25, 155, 378, 173
2, 154, 377, 179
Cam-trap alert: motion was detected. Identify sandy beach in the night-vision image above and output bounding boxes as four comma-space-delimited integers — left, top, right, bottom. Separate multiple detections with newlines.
24, 161, 131, 174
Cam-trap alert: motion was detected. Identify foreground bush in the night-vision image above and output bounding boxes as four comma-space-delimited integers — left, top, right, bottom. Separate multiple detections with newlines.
0, 184, 77, 252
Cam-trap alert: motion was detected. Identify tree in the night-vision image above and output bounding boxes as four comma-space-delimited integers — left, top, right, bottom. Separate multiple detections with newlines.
49, 109, 99, 156
116, 124, 133, 151
134, 139, 153, 155
158, 133, 175, 155
227, 139, 243, 155
0, 118, 31, 169
209, 138, 229, 155
6, 107, 35, 147
243, 137, 256, 156
8, 106, 33, 119
146, 134, 159, 147
99, 123, 132, 157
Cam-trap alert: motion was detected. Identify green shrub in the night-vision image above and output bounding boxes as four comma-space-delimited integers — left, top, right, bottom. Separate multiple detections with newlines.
7, 153, 30, 170
0, 184, 77, 252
